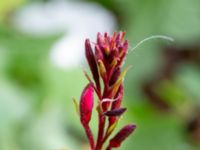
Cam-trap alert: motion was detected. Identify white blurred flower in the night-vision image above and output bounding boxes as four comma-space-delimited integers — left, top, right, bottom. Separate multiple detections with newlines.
13, 0, 117, 69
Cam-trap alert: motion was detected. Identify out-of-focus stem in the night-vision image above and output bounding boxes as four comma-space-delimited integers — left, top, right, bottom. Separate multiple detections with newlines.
106, 146, 112, 150
102, 124, 111, 144
95, 112, 105, 150
84, 124, 95, 150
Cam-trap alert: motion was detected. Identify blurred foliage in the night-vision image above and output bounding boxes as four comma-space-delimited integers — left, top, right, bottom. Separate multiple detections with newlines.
0, 0, 25, 23
0, 24, 84, 150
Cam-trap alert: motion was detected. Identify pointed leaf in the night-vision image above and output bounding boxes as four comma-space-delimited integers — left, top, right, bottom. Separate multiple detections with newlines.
72, 97, 80, 115
82, 68, 92, 83
104, 108, 127, 117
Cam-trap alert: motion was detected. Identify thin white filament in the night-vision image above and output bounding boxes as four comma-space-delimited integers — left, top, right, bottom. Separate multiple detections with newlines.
130, 35, 174, 52
101, 95, 120, 104
101, 98, 118, 104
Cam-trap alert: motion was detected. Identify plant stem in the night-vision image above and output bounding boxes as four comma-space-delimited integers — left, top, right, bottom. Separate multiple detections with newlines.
106, 146, 112, 150
102, 124, 111, 144
84, 124, 95, 150
95, 113, 105, 150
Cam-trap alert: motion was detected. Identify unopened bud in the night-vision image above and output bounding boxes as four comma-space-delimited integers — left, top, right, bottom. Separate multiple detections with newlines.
98, 59, 107, 79
109, 124, 136, 148
85, 39, 100, 90
80, 83, 94, 125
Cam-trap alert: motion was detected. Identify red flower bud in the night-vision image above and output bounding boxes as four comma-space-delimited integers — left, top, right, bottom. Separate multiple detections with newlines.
118, 40, 129, 67
97, 32, 105, 49
115, 32, 122, 47
80, 83, 95, 149
115, 32, 126, 47
95, 45, 104, 61
80, 83, 94, 125
108, 124, 136, 148
109, 67, 121, 86
123, 40, 129, 51
85, 39, 100, 90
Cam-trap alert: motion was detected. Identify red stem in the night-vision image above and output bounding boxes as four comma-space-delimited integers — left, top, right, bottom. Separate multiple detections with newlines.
84, 124, 95, 150
95, 113, 105, 150
106, 146, 112, 150
102, 124, 111, 144
95, 83, 109, 150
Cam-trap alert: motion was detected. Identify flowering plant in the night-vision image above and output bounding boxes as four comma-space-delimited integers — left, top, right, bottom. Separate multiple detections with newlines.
75, 32, 136, 150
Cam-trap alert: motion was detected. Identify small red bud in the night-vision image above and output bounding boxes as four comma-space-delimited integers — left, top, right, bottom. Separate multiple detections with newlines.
123, 40, 129, 51
95, 45, 104, 61
115, 32, 122, 47
109, 68, 121, 86
110, 32, 117, 49
80, 83, 94, 125
85, 39, 100, 90
109, 124, 136, 148
97, 32, 105, 49
80, 83, 95, 149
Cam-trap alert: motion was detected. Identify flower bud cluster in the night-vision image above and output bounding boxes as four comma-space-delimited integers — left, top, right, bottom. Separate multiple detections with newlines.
78, 32, 136, 150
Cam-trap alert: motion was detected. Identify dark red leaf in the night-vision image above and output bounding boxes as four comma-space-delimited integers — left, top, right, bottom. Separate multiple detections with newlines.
104, 108, 127, 117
